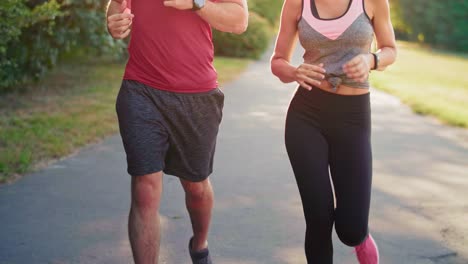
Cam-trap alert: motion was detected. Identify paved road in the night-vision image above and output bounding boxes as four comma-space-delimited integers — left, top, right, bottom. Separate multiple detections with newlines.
1, 46, 467, 264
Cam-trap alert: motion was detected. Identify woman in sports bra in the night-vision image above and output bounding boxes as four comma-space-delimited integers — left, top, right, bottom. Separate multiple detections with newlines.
271, 0, 397, 263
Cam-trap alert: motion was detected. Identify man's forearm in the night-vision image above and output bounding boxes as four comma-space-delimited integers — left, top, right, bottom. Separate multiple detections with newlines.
107, 0, 123, 17
196, 0, 248, 34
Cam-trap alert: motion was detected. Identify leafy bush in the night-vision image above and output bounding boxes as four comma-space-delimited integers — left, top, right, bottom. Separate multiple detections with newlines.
0, 0, 62, 89
213, 0, 283, 59
389, 0, 410, 40
54, 0, 122, 55
249, 0, 283, 25
213, 12, 271, 59
0, 0, 123, 91
391, 0, 468, 52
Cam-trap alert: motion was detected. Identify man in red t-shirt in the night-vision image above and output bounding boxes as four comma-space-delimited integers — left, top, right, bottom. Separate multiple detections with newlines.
106, 0, 247, 262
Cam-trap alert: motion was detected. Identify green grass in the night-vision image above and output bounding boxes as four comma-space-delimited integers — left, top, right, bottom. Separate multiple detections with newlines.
0, 56, 250, 183
370, 41, 468, 127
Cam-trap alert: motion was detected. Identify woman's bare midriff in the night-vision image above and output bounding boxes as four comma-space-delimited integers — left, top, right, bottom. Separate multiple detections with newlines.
314, 80, 370, 95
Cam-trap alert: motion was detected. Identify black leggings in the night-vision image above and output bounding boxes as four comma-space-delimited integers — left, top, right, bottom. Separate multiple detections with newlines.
285, 87, 372, 264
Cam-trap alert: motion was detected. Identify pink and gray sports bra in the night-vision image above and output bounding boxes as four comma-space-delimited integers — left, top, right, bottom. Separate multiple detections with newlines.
298, 0, 374, 90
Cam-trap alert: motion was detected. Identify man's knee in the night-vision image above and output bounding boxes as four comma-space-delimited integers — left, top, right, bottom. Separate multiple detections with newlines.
131, 172, 163, 212
182, 178, 213, 205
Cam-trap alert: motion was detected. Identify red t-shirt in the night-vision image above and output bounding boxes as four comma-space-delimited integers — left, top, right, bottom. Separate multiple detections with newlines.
123, 0, 218, 93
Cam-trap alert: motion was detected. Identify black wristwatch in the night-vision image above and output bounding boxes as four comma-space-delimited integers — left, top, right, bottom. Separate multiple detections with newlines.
192, 0, 205, 11
371, 52, 380, 70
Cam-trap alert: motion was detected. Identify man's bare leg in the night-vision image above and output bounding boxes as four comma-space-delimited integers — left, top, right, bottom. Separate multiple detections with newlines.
129, 172, 163, 264
180, 178, 214, 251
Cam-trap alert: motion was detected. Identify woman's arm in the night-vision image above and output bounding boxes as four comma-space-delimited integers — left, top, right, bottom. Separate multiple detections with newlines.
343, 0, 397, 82
371, 0, 397, 71
271, 0, 325, 90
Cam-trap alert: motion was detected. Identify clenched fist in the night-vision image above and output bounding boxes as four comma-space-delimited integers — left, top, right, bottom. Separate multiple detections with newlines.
343, 54, 373, 83
107, 0, 134, 39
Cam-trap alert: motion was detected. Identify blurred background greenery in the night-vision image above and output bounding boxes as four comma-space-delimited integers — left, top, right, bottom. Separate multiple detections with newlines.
390, 0, 468, 53
372, 0, 468, 128
0, 0, 124, 91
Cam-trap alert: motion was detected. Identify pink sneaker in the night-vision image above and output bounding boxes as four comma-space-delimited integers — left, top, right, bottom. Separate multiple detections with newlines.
355, 234, 379, 264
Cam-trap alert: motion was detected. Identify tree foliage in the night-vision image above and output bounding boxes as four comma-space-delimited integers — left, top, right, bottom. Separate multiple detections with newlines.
249, 0, 283, 25
391, 0, 468, 52
213, 0, 283, 59
0, 0, 123, 91
213, 12, 271, 59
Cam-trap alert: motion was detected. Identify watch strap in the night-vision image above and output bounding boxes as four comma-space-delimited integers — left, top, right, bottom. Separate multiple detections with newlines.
371, 52, 379, 70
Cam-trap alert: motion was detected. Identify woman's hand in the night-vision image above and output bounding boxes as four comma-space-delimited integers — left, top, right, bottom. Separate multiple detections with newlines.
295, 63, 326, 90
107, 0, 134, 39
343, 54, 373, 83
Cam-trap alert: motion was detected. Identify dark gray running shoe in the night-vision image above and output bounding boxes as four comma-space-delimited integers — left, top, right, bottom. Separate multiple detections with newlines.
189, 237, 212, 264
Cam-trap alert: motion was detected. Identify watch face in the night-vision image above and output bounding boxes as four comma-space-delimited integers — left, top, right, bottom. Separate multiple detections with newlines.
193, 0, 205, 9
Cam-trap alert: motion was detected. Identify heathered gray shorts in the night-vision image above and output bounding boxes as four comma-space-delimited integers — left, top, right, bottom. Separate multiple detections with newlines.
116, 80, 224, 182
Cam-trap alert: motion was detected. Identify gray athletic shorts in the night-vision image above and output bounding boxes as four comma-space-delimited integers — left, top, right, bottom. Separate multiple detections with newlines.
116, 80, 224, 182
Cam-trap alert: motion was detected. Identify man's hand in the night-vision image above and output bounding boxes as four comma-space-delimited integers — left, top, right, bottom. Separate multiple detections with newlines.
163, 0, 193, 10
107, 0, 134, 39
